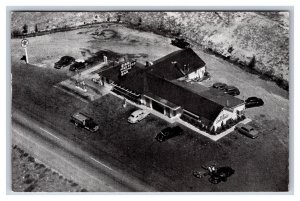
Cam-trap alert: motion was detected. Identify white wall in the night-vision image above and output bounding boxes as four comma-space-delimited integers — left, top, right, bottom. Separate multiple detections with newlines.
232, 104, 246, 119
187, 66, 206, 79
212, 103, 245, 130
212, 109, 234, 129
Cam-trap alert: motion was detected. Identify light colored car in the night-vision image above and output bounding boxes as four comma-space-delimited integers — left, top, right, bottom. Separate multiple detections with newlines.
128, 109, 150, 123
235, 123, 258, 139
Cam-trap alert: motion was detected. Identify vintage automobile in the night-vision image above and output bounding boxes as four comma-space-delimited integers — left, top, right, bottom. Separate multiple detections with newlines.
212, 82, 228, 91
69, 61, 86, 71
54, 56, 75, 69
128, 109, 150, 124
171, 38, 191, 49
70, 112, 99, 132
235, 123, 258, 139
155, 126, 183, 142
224, 85, 240, 96
245, 97, 264, 108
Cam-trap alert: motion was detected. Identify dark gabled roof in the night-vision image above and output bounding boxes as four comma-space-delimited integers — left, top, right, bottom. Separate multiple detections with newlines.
199, 88, 244, 108
172, 80, 244, 108
145, 74, 224, 122
146, 48, 206, 80
99, 62, 146, 94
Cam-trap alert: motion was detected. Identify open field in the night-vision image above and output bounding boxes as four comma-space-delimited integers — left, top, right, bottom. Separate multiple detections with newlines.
11, 23, 289, 191
11, 11, 289, 89
11, 145, 86, 192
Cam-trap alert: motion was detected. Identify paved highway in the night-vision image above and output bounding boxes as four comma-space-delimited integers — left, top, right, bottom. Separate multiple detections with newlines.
12, 110, 156, 192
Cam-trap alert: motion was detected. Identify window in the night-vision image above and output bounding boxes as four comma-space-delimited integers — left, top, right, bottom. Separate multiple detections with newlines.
241, 127, 249, 132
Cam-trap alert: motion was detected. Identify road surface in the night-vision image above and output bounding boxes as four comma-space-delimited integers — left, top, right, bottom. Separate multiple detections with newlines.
12, 110, 156, 192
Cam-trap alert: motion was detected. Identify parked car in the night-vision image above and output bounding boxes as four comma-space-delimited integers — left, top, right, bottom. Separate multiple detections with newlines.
171, 38, 191, 49
69, 61, 86, 71
212, 82, 228, 91
70, 112, 99, 132
224, 85, 240, 96
235, 123, 258, 139
54, 56, 75, 69
208, 166, 235, 184
155, 126, 184, 142
245, 97, 264, 108
128, 109, 150, 123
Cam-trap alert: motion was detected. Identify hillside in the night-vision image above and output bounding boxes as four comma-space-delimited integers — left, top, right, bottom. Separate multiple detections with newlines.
11, 11, 289, 89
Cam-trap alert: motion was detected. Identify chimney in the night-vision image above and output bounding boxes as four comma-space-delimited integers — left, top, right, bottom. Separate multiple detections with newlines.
145, 61, 153, 67
123, 55, 128, 63
226, 100, 229, 107
103, 56, 107, 64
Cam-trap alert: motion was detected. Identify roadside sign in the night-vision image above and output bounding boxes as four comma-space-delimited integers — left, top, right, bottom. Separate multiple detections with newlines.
21, 39, 29, 63
21, 39, 29, 48
120, 60, 136, 76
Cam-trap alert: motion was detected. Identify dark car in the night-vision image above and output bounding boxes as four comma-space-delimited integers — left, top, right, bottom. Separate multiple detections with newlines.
208, 166, 235, 184
54, 56, 75, 69
155, 126, 183, 142
245, 97, 264, 108
212, 82, 227, 91
171, 38, 191, 49
69, 61, 86, 71
224, 85, 240, 96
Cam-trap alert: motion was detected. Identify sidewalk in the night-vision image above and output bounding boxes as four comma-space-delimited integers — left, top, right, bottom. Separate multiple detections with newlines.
109, 90, 252, 141
56, 62, 109, 101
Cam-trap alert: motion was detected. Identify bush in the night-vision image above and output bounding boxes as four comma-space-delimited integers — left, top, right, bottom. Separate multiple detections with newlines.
11, 29, 22, 37
215, 127, 222, 134
80, 188, 88, 192
22, 24, 28, 34
24, 183, 36, 192
28, 156, 35, 163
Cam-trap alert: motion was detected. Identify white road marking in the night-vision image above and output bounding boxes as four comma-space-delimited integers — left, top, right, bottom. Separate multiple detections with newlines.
90, 157, 113, 171
40, 127, 60, 140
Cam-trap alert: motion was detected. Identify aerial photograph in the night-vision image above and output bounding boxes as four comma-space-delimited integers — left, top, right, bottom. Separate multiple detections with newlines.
10, 10, 289, 192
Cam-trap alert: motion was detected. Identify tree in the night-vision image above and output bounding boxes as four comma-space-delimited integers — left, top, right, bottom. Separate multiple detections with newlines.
34, 24, 38, 33
117, 15, 121, 22
11, 29, 21, 37
137, 17, 142, 26
22, 24, 28, 34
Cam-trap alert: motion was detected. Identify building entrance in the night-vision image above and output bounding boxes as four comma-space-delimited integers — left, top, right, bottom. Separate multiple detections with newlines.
152, 100, 165, 114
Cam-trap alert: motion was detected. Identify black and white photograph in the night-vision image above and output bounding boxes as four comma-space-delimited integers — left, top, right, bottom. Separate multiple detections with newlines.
9, 8, 291, 193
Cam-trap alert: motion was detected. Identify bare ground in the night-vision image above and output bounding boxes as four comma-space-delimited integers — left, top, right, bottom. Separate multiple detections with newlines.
11, 145, 87, 192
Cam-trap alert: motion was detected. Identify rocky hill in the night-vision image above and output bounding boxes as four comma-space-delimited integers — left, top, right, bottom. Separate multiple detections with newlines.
11, 11, 289, 90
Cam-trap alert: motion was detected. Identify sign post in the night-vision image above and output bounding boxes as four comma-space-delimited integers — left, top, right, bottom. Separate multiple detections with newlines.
21, 39, 29, 64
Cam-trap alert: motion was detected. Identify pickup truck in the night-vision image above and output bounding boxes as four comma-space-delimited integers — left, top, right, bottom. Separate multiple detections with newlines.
70, 112, 99, 132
